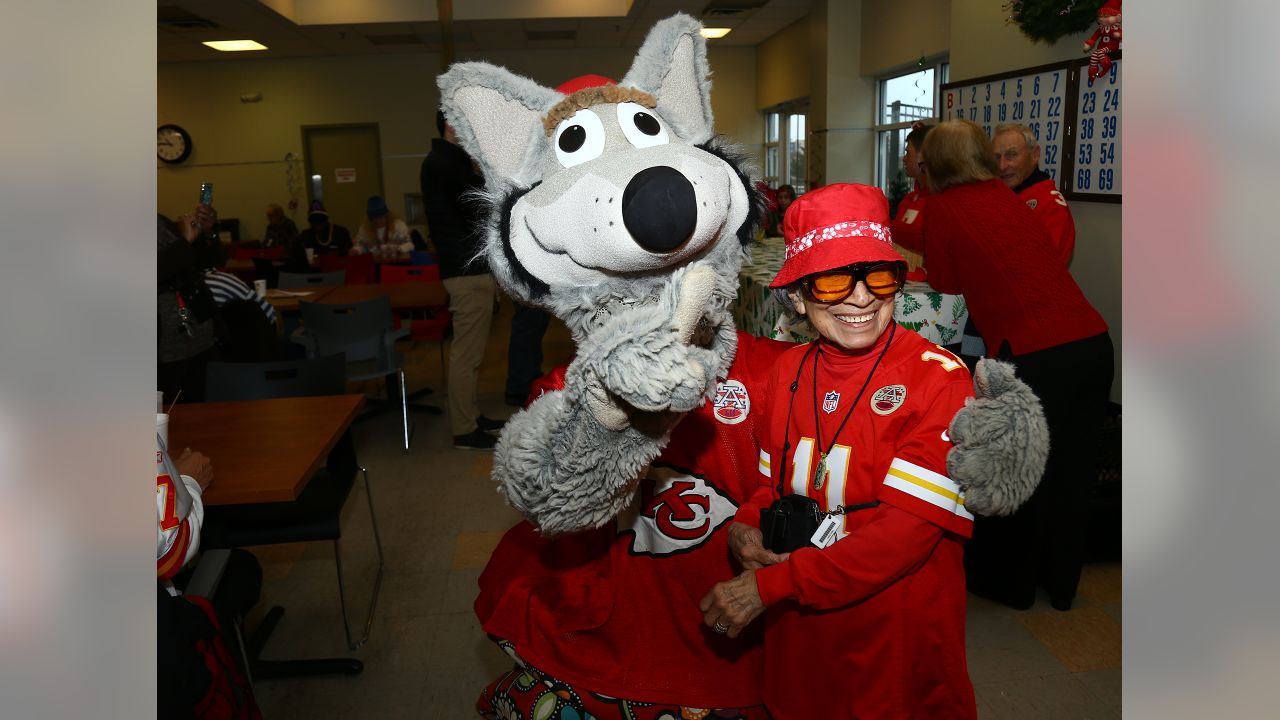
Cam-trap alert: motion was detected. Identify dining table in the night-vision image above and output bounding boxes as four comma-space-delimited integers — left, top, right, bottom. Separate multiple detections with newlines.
264, 285, 339, 314
734, 237, 969, 347
168, 394, 365, 506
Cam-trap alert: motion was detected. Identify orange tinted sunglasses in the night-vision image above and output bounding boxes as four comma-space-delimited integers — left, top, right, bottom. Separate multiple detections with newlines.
802, 262, 906, 303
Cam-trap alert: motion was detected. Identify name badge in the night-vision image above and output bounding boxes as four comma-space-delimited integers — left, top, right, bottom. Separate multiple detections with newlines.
810, 514, 842, 549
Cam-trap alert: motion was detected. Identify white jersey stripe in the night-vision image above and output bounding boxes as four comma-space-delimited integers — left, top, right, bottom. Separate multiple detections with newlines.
758, 449, 771, 477
883, 457, 975, 521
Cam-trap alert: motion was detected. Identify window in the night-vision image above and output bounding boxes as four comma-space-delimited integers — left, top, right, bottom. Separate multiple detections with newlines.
763, 104, 808, 195
874, 60, 948, 211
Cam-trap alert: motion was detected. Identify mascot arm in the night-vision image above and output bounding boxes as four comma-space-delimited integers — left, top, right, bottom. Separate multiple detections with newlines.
947, 358, 1050, 517
494, 385, 679, 535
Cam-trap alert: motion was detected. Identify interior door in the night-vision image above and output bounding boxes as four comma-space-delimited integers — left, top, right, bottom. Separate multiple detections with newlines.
302, 124, 384, 234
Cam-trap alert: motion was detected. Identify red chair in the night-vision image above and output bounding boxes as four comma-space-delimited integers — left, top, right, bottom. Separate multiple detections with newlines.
380, 264, 451, 373
317, 254, 376, 284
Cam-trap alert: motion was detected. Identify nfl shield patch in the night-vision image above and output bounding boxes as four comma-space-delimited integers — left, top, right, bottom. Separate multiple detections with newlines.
713, 380, 750, 425
871, 384, 907, 415
822, 390, 841, 414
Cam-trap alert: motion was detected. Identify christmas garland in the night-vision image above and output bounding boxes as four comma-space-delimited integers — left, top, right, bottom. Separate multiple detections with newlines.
1003, 0, 1105, 44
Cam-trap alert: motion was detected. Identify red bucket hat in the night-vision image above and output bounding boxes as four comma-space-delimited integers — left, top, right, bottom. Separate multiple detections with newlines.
768, 183, 904, 288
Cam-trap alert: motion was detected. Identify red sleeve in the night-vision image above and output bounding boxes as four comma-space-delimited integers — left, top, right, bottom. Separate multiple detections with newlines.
878, 365, 975, 538
754, 503, 942, 609
1036, 194, 1076, 265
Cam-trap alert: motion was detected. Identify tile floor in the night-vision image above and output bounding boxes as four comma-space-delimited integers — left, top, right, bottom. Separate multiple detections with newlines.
246, 299, 1121, 719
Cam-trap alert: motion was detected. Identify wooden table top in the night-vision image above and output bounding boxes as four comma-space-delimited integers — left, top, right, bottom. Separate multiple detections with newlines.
169, 394, 365, 506
264, 285, 339, 313
319, 282, 446, 309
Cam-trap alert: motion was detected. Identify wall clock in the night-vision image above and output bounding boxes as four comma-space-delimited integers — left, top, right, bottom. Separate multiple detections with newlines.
157, 124, 192, 164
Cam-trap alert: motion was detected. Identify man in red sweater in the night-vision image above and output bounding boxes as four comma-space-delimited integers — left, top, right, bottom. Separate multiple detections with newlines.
993, 123, 1075, 265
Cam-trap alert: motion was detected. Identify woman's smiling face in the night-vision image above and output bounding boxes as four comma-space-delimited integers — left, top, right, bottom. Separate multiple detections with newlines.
789, 278, 896, 353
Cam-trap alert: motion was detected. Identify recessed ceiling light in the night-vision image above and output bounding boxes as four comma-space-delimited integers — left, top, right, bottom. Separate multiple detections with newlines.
202, 40, 268, 52
700, 28, 731, 39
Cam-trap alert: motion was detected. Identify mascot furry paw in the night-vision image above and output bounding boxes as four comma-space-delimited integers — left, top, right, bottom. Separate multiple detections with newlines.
948, 358, 1049, 516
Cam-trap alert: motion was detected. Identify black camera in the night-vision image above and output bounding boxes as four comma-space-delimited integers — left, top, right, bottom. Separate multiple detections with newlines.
759, 494, 823, 553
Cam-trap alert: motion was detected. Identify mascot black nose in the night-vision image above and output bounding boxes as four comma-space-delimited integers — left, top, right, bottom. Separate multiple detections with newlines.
622, 166, 698, 253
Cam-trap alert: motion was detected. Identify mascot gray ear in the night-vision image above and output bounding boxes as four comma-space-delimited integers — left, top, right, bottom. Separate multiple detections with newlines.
437, 62, 562, 183
621, 13, 714, 145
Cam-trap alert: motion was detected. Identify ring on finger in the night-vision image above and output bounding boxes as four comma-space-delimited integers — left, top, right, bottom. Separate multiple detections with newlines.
713, 621, 730, 634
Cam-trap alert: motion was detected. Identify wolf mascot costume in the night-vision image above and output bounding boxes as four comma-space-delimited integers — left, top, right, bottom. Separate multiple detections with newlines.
439, 14, 1047, 718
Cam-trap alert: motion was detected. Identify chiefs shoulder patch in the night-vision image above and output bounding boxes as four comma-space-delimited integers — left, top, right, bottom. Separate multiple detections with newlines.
870, 384, 907, 416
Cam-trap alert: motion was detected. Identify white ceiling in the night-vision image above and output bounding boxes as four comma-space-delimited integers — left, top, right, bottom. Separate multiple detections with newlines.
158, 0, 812, 62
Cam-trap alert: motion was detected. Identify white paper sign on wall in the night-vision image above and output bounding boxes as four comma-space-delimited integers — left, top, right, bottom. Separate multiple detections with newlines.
335, 168, 357, 183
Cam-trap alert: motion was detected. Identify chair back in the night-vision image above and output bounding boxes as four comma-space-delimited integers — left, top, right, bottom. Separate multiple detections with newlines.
298, 296, 395, 366
379, 264, 441, 284
206, 354, 346, 402
279, 270, 345, 289
317, 254, 376, 284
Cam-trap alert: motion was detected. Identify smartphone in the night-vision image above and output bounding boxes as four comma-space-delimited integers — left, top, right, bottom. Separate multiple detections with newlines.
199, 182, 213, 207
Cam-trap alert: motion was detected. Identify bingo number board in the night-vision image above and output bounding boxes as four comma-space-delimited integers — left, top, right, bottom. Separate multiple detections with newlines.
941, 54, 1121, 203
942, 64, 1070, 185
1069, 58, 1121, 200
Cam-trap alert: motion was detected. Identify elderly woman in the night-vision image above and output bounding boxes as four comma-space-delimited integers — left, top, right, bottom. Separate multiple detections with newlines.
919, 119, 1114, 611
351, 195, 413, 256
701, 183, 978, 719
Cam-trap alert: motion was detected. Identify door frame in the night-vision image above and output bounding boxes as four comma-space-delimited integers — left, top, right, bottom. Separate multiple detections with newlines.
300, 123, 386, 210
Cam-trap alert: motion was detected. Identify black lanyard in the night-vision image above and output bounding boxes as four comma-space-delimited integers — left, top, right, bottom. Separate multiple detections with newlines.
777, 321, 897, 494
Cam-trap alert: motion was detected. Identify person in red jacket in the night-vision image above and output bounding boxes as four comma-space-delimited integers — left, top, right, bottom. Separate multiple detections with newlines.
889, 121, 932, 268
701, 183, 978, 720
994, 122, 1076, 265
920, 119, 1114, 611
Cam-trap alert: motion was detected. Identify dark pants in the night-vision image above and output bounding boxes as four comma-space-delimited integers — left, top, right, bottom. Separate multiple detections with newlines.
505, 303, 551, 403
965, 331, 1115, 609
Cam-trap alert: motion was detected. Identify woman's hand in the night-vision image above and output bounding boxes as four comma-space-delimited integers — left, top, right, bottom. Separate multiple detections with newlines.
699, 569, 766, 639
728, 521, 789, 570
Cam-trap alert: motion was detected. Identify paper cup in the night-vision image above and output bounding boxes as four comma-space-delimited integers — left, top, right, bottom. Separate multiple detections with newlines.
157, 412, 169, 451
254, 279, 267, 298
305, 248, 316, 264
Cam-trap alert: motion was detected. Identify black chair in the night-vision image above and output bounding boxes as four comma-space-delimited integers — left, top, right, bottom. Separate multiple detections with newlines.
203, 356, 385, 678
295, 296, 424, 451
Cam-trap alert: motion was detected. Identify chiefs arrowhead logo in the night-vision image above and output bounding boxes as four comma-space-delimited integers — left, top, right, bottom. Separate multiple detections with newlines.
712, 379, 750, 425
620, 467, 737, 556
870, 384, 907, 416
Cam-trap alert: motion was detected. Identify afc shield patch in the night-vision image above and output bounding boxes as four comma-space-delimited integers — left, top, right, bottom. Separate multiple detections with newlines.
871, 384, 907, 415
713, 379, 750, 425
823, 390, 841, 414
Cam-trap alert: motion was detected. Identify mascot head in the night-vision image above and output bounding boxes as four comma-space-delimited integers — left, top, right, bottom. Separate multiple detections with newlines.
438, 13, 762, 373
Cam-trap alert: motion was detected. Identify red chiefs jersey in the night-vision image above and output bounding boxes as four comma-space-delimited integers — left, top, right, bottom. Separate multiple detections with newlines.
737, 326, 977, 719
475, 332, 792, 708
1018, 176, 1076, 265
